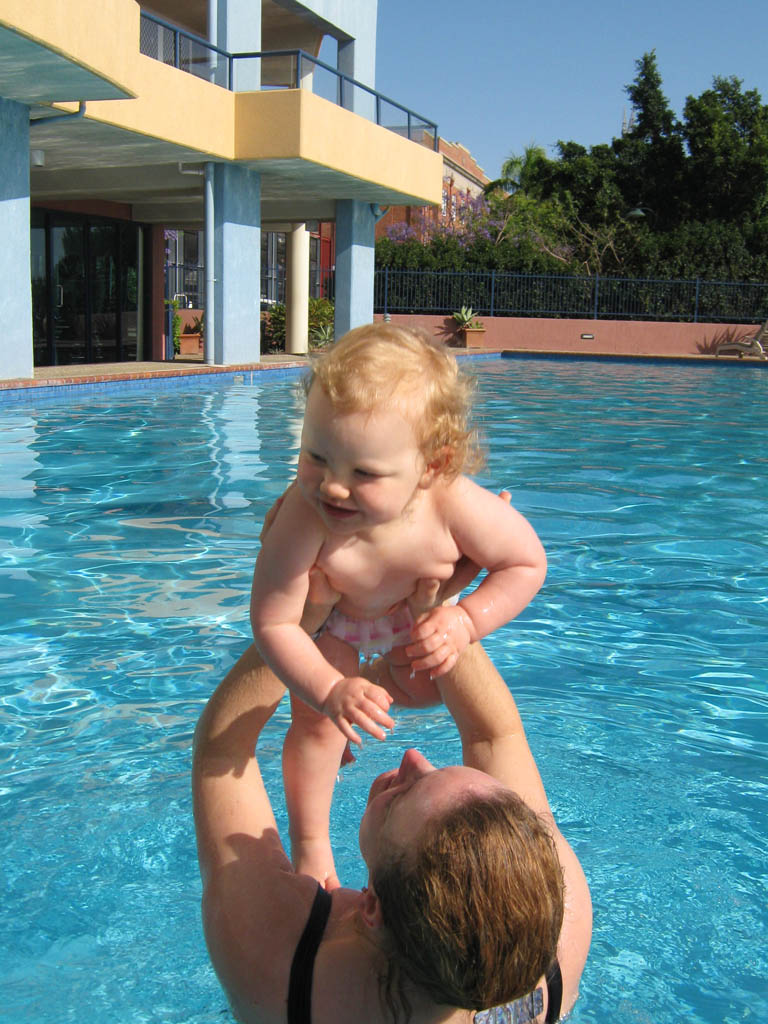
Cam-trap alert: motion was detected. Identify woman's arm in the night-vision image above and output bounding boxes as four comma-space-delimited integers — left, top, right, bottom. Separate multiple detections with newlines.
437, 644, 592, 1017
193, 646, 311, 1019
193, 646, 289, 884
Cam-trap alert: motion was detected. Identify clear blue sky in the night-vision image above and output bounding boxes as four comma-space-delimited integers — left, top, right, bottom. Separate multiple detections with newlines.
373, 0, 768, 181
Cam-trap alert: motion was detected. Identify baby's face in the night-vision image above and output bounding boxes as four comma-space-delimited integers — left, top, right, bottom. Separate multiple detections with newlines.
297, 385, 431, 534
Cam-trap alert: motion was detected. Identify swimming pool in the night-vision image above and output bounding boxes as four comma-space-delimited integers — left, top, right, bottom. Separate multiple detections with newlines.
1, 357, 766, 1023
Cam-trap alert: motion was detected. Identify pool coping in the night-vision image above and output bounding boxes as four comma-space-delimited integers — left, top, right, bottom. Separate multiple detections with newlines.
499, 349, 768, 367
0, 347, 764, 407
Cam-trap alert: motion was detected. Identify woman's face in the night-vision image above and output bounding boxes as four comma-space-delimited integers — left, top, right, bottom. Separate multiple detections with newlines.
359, 748, 503, 865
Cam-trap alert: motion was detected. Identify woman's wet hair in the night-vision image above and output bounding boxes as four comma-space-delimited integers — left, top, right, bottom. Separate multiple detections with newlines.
372, 790, 564, 1019
305, 323, 484, 478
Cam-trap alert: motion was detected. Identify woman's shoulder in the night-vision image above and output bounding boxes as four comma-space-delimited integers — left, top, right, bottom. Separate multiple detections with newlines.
205, 871, 329, 1023
550, 828, 593, 1019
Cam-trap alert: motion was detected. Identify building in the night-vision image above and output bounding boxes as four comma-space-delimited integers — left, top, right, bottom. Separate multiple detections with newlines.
0, 0, 442, 380
375, 138, 489, 241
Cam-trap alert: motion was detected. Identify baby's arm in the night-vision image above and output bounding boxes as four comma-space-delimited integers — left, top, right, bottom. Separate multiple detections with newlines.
407, 480, 546, 677
250, 489, 393, 743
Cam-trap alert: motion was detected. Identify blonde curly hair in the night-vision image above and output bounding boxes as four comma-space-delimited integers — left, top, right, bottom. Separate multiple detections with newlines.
305, 323, 484, 478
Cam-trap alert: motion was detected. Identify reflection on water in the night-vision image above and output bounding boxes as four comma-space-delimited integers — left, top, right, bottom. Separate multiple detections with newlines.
0, 361, 766, 1024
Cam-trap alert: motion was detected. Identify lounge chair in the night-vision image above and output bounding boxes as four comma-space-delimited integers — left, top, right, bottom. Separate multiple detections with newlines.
715, 319, 768, 359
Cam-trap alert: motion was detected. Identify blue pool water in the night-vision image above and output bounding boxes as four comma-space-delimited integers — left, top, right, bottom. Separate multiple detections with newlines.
1, 357, 766, 1023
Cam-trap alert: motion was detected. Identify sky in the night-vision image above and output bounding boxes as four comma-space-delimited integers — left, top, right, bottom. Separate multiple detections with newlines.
372, 0, 768, 181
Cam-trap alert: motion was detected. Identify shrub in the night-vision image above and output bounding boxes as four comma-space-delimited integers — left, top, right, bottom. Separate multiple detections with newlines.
262, 298, 335, 351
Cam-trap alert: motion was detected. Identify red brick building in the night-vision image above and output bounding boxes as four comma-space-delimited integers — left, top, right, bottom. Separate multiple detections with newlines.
375, 138, 490, 240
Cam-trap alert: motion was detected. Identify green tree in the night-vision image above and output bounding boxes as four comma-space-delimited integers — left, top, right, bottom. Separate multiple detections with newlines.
484, 144, 550, 199
377, 52, 768, 283
682, 75, 768, 222
613, 51, 687, 229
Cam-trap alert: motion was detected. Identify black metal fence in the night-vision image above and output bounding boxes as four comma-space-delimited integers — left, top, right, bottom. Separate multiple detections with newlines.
260, 267, 335, 307
167, 264, 205, 309
374, 269, 768, 324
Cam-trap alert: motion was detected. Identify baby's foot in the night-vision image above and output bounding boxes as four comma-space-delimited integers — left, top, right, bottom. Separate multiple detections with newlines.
293, 837, 340, 891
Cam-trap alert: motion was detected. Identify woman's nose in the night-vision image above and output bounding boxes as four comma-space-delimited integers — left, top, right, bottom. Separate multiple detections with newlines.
398, 748, 433, 781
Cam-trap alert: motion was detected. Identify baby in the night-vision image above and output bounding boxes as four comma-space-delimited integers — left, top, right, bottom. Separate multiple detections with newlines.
250, 323, 547, 887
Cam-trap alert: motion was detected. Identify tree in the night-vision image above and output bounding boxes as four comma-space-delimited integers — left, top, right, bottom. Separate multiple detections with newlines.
624, 50, 677, 141
682, 76, 768, 222
377, 52, 768, 282
613, 51, 686, 229
484, 144, 550, 200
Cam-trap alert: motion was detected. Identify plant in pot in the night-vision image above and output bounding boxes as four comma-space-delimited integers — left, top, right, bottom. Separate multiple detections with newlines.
451, 306, 485, 347
165, 298, 183, 355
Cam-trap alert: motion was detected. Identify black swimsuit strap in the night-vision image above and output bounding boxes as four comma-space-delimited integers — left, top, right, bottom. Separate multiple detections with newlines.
287, 884, 333, 1024
545, 959, 563, 1024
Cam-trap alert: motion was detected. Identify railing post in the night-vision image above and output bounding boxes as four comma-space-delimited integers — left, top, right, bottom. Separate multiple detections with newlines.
295, 51, 301, 89
593, 273, 599, 319
174, 27, 180, 69
376, 94, 381, 127
490, 269, 495, 317
694, 278, 700, 323
384, 266, 389, 317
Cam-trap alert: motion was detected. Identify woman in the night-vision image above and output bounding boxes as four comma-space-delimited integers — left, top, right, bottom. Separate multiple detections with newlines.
192, 621, 591, 1023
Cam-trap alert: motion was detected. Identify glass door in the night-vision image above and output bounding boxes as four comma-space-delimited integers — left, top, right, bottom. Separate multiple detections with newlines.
121, 224, 142, 360
89, 223, 119, 362
51, 223, 87, 364
32, 212, 145, 367
30, 217, 50, 365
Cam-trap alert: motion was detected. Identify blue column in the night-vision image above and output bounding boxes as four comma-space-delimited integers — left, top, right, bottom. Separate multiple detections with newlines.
216, 0, 261, 91
0, 99, 32, 380
334, 200, 375, 337
212, 164, 262, 364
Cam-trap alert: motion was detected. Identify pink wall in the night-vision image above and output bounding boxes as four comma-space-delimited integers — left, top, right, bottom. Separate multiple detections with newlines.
375, 314, 763, 358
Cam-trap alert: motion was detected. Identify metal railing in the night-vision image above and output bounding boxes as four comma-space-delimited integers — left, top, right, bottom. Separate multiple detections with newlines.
260, 267, 335, 306
139, 13, 232, 88
166, 264, 205, 309
139, 11, 438, 148
374, 269, 768, 324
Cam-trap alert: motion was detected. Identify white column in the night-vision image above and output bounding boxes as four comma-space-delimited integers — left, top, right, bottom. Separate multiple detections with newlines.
286, 222, 310, 355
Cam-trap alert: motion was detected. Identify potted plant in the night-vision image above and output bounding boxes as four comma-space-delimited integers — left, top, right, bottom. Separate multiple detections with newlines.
179, 311, 204, 357
451, 306, 486, 348
165, 298, 183, 356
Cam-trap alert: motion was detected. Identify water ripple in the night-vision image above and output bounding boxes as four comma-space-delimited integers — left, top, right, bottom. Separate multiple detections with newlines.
0, 365, 766, 1023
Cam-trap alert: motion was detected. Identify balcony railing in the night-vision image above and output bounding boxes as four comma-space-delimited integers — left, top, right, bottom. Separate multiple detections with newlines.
139, 11, 438, 149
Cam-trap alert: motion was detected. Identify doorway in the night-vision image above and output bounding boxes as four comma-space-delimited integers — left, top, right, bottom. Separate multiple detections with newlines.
31, 209, 145, 366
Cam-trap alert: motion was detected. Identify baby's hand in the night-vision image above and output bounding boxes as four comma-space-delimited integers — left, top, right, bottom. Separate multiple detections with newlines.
321, 677, 394, 745
406, 605, 477, 678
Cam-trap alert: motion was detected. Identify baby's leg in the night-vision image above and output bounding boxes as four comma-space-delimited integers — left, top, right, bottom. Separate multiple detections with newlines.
282, 634, 357, 890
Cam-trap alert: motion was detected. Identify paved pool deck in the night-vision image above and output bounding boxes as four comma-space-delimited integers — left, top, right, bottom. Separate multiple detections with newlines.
0, 353, 311, 393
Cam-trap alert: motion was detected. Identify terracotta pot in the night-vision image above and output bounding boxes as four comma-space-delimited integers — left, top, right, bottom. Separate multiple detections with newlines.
459, 327, 485, 348
179, 333, 202, 355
